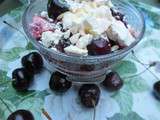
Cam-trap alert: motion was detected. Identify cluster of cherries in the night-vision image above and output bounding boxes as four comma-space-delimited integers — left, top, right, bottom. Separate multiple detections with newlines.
6, 51, 160, 120
7, 52, 124, 120
7, 52, 43, 120
12, 52, 43, 92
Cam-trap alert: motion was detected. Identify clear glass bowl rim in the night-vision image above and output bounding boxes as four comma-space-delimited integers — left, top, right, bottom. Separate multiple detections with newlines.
22, 0, 145, 63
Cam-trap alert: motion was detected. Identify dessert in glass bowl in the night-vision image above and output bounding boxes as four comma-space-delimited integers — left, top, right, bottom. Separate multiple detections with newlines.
23, 0, 145, 83
30, 0, 135, 56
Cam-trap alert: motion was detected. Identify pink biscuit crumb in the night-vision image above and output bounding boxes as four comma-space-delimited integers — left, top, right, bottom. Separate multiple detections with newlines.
30, 15, 54, 40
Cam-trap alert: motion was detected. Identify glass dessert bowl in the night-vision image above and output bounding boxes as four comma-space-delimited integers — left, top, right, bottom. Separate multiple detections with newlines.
22, 0, 145, 83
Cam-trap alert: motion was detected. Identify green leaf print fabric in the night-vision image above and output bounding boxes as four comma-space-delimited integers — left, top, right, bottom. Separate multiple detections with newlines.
0, 0, 160, 120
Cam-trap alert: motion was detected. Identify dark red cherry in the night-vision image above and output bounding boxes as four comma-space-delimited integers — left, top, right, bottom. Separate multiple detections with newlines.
102, 72, 123, 91
12, 68, 33, 92
49, 72, 72, 93
87, 38, 111, 55
47, 0, 68, 19
79, 84, 100, 108
21, 52, 43, 74
55, 39, 71, 53
153, 81, 160, 100
7, 110, 34, 120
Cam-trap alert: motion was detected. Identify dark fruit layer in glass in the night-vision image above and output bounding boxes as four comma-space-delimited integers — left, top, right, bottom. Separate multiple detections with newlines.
87, 38, 111, 55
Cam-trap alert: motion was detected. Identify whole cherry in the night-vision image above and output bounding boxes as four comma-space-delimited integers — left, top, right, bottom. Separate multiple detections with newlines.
49, 72, 72, 93
79, 84, 100, 108
21, 52, 43, 74
12, 68, 33, 92
7, 110, 34, 120
102, 72, 123, 91
87, 38, 111, 55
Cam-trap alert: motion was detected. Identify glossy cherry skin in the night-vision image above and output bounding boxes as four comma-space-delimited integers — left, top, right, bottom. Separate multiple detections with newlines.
12, 68, 33, 92
153, 81, 160, 100
47, 0, 68, 19
49, 72, 72, 93
55, 39, 71, 53
79, 84, 100, 108
87, 38, 111, 55
7, 110, 34, 120
102, 72, 123, 91
21, 52, 43, 74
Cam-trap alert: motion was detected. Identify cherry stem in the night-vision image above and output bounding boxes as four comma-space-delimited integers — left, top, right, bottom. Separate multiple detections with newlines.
15, 91, 37, 105
0, 79, 20, 87
3, 21, 29, 43
122, 66, 151, 79
131, 50, 150, 66
0, 97, 13, 113
42, 108, 52, 120
132, 50, 160, 81
0, 80, 12, 86
91, 99, 96, 120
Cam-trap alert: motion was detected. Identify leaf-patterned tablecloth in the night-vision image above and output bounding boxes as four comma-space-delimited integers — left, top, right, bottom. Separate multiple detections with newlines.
0, 1, 160, 120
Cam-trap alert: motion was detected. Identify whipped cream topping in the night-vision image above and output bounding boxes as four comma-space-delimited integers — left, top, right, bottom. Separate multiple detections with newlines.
41, 30, 63, 47
107, 20, 135, 46
76, 34, 93, 49
64, 45, 88, 55
62, 0, 114, 35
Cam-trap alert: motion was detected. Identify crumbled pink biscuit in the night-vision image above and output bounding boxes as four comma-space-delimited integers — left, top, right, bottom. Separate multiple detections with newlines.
30, 16, 54, 39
